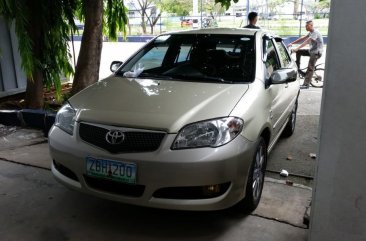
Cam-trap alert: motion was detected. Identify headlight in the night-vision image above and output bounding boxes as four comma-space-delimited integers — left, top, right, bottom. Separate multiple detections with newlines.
55, 103, 77, 135
172, 117, 244, 149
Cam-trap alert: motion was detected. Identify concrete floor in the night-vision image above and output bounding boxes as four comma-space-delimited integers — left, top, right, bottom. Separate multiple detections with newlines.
0, 160, 308, 241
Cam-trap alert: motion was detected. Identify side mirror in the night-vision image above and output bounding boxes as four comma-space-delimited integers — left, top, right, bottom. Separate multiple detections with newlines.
110, 61, 123, 72
270, 68, 297, 85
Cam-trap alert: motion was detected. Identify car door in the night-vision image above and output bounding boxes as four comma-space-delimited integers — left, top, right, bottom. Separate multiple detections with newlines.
273, 38, 299, 121
263, 38, 288, 137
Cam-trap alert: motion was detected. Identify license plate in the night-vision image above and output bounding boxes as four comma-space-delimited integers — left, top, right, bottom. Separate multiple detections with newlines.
86, 157, 137, 184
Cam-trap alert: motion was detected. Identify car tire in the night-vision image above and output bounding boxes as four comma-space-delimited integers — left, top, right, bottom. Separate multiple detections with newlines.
282, 100, 298, 137
236, 137, 267, 213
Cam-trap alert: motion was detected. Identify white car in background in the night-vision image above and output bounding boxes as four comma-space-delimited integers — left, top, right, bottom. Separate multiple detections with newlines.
192, 17, 200, 28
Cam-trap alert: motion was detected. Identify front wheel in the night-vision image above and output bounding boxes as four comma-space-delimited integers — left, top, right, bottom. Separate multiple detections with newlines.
282, 100, 298, 137
236, 137, 267, 213
311, 68, 324, 88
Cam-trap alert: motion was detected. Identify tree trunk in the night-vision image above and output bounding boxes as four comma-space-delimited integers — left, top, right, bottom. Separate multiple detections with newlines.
149, 14, 161, 35
141, 13, 147, 34
25, 1, 44, 109
25, 70, 44, 109
71, 0, 103, 95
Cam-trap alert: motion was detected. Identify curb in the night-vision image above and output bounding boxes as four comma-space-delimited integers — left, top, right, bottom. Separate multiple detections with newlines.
0, 110, 22, 126
0, 109, 56, 137
265, 177, 313, 190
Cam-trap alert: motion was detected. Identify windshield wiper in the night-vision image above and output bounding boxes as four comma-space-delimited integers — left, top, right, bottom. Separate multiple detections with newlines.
166, 74, 232, 83
135, 72, 173, 79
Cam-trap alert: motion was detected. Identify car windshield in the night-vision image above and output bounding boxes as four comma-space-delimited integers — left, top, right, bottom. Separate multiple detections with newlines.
118, 34, 255, 83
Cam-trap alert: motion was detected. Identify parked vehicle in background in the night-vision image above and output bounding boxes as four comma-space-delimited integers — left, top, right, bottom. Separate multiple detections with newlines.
180, 18, 192, 27
49, 28, 300, 213
192, 18, 200, 28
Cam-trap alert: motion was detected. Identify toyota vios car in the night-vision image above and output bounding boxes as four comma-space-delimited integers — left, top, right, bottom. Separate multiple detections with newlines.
49, 28, 300, 212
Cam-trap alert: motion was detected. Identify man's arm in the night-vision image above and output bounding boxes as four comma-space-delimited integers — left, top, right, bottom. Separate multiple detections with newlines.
292, 37, 312, 52
288, 35, 308, 47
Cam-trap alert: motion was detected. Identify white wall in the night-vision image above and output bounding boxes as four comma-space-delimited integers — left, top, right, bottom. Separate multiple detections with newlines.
68, 41, 145, 80
309, 0, 366, 240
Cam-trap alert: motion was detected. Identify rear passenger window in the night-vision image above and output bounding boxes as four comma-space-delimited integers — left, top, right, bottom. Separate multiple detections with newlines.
275, 41, 292, 67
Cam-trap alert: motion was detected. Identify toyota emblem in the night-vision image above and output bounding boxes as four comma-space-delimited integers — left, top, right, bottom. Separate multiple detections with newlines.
105, 130, 125, 144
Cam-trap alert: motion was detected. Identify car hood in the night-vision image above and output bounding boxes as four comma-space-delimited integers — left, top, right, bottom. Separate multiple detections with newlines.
69, 77, 249, 133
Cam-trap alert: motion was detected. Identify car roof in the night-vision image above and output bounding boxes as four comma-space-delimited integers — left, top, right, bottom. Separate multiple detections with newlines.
165, 28, 264, 36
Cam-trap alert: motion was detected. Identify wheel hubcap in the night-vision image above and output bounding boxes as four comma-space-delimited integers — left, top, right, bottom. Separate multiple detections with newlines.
252, 144, 265, 201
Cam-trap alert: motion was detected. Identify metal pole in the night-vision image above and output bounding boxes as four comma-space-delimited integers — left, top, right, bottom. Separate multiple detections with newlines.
246, 0, 250, 23
159, 0, 162, 34
266, 0, 268, 29
200, 0, 203, 28
299, 0, 304, 37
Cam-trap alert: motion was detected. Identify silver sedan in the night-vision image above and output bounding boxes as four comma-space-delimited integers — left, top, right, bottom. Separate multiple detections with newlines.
49, 28, 299, 212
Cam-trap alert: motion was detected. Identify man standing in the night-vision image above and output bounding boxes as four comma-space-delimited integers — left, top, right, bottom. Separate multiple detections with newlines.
288, 20, 324, 89
244, 12, 260, 29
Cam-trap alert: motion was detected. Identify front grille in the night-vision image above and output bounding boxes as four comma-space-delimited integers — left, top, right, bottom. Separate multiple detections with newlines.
84, 175, 145, 197
79, 123, 165, 153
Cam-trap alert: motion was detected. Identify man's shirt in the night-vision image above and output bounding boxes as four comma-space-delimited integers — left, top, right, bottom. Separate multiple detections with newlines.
307, 29, 324, 55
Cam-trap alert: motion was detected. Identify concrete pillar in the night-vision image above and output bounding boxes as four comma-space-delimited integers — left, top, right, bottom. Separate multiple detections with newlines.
309, 0, 366, 240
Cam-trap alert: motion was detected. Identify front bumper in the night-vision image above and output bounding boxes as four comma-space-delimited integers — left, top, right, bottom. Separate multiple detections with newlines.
48, 125, 257, 211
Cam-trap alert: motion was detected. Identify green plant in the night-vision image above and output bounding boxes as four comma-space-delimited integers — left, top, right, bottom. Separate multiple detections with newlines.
0, 0, 77, 107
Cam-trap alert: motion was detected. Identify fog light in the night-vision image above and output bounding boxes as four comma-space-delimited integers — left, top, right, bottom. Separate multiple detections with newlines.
203, 185, 221, 196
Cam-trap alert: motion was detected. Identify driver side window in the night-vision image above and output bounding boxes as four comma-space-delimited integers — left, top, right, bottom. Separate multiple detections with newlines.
275, 40, 292, 67
264, 40, 280, 78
